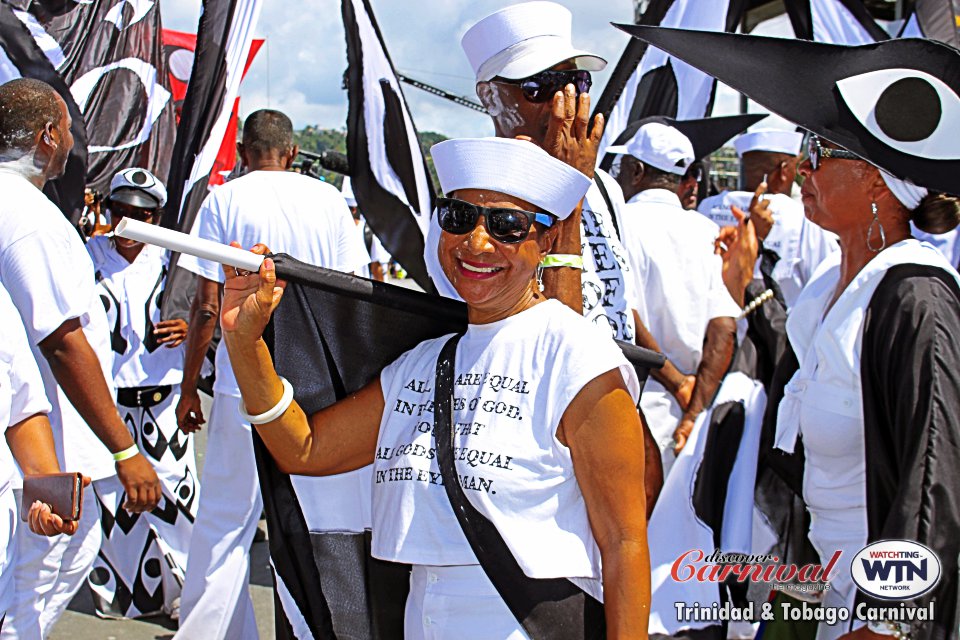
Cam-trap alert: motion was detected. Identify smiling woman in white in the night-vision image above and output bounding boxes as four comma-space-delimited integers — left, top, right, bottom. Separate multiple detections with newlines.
219, 137, 651, 639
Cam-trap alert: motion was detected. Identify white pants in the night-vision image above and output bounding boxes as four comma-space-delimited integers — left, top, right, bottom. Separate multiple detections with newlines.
1, 484, 101, 640
0, 489, 17, 626
404, 565, 528, 640
175, 393, 261, 640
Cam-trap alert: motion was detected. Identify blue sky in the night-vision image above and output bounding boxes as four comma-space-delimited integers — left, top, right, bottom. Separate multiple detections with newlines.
161, 1, 794, 138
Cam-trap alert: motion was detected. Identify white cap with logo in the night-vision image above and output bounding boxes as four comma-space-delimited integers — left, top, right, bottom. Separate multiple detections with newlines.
605, 122, 695, 176
461, 1, 606, 82
734, 129, 804, 157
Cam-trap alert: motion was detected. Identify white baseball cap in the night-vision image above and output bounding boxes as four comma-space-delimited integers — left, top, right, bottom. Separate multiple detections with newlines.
461, 1, 606, 82
605, 123, 695, 176
431, 137, 591, 220
341, 176, 357, 207
734, 129, 804, 157
109, 168, 167, 208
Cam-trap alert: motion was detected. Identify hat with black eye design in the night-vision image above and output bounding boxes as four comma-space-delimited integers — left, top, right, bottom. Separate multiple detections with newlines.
613, 25, 960, 196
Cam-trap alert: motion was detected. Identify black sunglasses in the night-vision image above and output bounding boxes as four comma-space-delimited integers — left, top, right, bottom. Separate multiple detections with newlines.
494, 69, 592, 103
108, 202, 158, 223
807, 134, 860, 171
436, 197, 554, 244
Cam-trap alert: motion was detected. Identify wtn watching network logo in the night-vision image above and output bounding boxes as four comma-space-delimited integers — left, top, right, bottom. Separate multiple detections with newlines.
851, 540, 942, 600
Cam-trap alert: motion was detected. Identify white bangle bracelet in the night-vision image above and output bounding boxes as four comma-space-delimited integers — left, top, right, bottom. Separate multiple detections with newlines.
112, 444, 140, 462
240, 377, 295, 425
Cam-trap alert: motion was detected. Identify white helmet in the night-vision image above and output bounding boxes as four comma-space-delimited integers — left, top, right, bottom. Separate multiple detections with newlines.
109, 168, 167, 208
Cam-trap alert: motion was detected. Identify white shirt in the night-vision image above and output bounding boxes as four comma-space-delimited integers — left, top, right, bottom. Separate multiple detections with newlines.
0, 286, 52, 496
423, 170, 638, 342
0, 172, 115, 480
372, 300, 639, 601
698, 190, 839, 307
775, 239, 959, 628
87, 237, 183, 387
354, 215, 392, 279
912, 224, 960, 268
622, 189, 741, 374
179, 170, 370, 397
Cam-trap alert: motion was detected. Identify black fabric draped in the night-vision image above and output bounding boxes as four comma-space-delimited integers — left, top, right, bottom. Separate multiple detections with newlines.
756, 263, 960, 638
859, 264, 960, 638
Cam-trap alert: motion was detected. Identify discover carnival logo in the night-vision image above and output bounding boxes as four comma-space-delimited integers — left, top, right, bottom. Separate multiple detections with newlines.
851, 540, 942, 600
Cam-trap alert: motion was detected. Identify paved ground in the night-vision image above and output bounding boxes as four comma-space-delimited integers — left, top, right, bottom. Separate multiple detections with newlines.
49, 393, 274, 640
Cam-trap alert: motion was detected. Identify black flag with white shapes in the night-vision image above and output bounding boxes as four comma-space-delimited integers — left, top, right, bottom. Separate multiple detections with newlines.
343, 0, 435, 292
783, 0, 889, 43
596, 0, 748, 158
615, 26, 960, 196
5, 0, 176, 193
0, 2, 88, 223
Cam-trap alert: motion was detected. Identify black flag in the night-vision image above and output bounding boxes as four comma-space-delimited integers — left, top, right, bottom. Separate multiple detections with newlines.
3, 0, 177, 194
783, 0, 888, 42
342, 0, 435, 292
0, 1, 88, 223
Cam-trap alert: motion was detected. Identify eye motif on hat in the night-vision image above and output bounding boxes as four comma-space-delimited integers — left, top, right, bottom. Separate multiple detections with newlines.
836, 68, 960, 160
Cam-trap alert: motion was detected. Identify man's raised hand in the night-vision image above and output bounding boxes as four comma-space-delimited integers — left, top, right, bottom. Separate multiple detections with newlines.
543, 84, 604, 178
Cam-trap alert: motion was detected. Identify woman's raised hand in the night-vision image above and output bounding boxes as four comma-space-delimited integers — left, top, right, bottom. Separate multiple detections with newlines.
220, 242, 286, 344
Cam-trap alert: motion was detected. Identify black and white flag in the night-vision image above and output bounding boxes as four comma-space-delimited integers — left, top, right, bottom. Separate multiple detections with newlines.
161, 0, 262, 233
1, 0, 176, 194
783, 0, 888, 43
898, 0, 959, 46
596, 0, 747, 157
342, 0, 435, 292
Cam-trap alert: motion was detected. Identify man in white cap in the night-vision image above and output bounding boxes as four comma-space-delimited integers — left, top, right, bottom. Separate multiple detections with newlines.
610, 122, 739, 473
426, 1, 639, 344
698, 128, 838, 307
175, 109, 369, 639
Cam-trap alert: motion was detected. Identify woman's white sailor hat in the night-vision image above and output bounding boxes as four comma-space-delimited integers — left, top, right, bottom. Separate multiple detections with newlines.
431, 137, 591, 219
109, 168, 168, 208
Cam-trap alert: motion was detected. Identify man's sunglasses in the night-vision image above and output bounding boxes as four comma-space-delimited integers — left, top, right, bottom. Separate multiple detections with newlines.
807, 134, 860, 171
108, 202, 158, 223
436, 197, 554, 244
493, 69, 592, 103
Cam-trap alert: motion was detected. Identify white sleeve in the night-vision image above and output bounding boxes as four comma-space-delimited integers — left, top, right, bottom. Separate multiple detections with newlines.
370, 233, 391, 264
1, 290, 51, 426
178, 194, 226, 283
0, 232, 90, 345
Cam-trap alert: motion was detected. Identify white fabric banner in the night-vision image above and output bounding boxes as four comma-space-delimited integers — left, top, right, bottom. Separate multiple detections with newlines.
811, 0, 876, 44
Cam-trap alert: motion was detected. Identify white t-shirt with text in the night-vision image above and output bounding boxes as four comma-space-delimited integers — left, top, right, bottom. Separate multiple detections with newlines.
372, 300, 639, 601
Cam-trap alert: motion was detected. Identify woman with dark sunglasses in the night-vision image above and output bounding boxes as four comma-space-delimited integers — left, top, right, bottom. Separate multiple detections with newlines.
218, 137, 650, 639
623, 27, 960, 638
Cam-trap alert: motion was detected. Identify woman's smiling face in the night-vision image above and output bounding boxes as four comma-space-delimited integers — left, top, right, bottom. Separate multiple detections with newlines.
438, 188, 555, 314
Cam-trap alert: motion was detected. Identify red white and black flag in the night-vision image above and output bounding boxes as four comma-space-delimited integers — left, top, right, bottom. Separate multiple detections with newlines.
1, 0, 176, 194
342, 0, 435, 292
595, 0, 748, 158
161, 0, 262, 233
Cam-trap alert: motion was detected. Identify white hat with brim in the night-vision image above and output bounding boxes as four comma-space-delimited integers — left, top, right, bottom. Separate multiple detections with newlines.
605, 122, 695, 176
431, 137, 591, 220
462, 1, 606, 82
734, 129, 804, 157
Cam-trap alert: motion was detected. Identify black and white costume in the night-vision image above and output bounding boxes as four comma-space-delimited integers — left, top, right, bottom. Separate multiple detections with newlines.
85, 236, 197, 618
